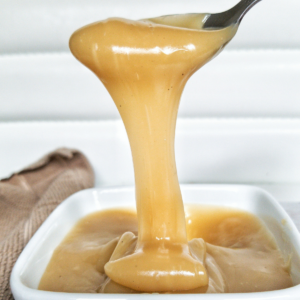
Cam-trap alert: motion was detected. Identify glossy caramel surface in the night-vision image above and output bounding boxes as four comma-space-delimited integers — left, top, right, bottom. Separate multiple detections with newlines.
39, 207, 292, 293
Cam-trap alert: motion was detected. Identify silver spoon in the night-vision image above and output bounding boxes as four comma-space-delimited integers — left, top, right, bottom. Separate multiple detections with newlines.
203, 0, 262, 29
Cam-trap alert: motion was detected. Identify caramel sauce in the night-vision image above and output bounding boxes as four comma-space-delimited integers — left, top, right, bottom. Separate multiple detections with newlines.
39, 13, 292, 293
39, 207, 292, 293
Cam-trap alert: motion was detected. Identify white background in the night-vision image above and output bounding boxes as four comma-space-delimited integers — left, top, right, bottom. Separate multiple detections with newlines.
1, 0, 300, 202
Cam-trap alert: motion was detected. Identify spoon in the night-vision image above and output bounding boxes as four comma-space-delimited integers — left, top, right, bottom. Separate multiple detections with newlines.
203, 0, 262, 29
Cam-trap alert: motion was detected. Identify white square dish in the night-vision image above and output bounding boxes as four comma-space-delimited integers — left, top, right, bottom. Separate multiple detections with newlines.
10, 184, 300, 300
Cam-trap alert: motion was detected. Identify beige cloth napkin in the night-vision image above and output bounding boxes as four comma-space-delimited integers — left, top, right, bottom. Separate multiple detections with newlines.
0, 148, 95, 300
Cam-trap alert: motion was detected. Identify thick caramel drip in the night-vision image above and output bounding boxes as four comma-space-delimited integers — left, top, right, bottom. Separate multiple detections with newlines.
68, 15, 236, 292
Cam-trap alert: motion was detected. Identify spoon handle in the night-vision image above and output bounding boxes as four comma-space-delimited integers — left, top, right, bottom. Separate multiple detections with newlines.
203, 0, 262, 29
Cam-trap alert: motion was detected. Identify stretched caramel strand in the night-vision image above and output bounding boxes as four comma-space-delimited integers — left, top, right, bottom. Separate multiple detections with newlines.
69, 15, 236, 291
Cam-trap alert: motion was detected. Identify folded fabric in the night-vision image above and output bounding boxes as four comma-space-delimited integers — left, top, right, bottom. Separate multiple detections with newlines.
0, 148, 95, 300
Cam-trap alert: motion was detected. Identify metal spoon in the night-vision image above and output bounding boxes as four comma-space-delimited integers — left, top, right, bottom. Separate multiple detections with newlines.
203, 0, 262, 29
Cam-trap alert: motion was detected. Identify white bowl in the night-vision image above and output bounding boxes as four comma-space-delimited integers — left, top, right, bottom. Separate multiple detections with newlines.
11, 184, 300, 300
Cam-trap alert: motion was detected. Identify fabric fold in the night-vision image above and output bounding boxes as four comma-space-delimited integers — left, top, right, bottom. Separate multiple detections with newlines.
0, 148, 95, 300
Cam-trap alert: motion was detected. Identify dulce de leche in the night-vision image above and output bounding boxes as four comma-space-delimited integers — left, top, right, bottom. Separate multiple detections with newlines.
39, 14, 293, 293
